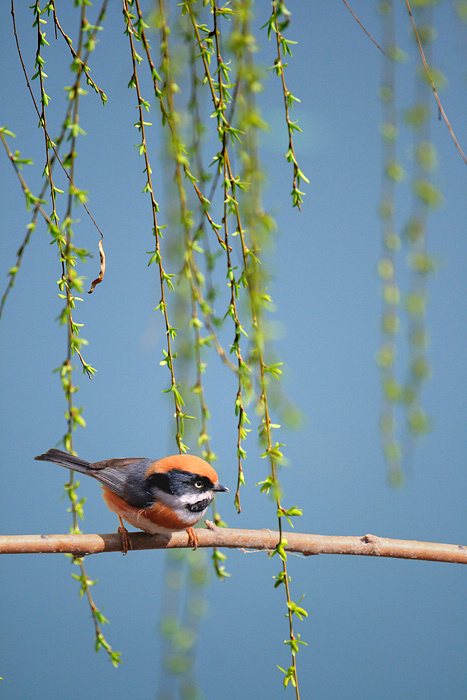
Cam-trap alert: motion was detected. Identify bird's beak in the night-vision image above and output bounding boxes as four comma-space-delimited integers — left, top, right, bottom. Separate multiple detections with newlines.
214, 482, 229, 492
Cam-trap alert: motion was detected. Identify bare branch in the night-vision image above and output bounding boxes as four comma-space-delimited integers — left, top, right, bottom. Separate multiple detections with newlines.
0, 524, 465, 564
405, 0, 467, 166
341, 0, 385, 55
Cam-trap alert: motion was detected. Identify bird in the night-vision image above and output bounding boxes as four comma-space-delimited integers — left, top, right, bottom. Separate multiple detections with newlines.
35, 448, 228, 553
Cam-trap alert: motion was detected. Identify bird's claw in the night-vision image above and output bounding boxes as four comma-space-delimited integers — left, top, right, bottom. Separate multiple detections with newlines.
186, 527, 198, 551
117, 517, 132, 556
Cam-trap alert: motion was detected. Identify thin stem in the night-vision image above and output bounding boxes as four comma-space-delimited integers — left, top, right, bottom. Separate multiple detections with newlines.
406, 0, 466, 165
269, 1, 308, 209
123, 0, 186, 452
11, 0, 105, 238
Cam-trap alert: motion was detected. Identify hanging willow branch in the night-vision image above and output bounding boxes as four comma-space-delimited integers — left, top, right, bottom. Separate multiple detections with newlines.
405, 0, 467, 166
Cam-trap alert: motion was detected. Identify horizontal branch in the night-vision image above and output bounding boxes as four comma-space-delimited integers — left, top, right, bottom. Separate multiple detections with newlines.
1, 522, 466, 564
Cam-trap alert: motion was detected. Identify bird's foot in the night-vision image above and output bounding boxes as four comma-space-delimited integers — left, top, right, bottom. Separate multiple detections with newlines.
186, 527, 198, 551
117, 517, 132, 555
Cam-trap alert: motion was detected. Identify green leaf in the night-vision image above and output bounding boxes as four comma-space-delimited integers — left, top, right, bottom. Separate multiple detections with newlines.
287, 599, 308, 620
270, 538, 288, 562
413, 180, 444, 208
277, 665, 297, 689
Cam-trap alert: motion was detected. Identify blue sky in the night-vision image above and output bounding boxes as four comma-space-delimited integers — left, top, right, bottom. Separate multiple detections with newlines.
1, 2, 466, 698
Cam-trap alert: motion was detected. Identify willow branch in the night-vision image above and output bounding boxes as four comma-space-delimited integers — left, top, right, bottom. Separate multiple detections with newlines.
341, 0, 385, 55
1, 525, 465, 564
10, 0, 106, 237
405, 0, 467, 166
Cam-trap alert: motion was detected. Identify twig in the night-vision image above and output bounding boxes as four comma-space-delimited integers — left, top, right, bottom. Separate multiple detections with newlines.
341, 0, 385, 55
405, 0, 467, 166
10, 0, 106, 237
0, 131, 51, 225
1, 527, 465, 564
51, 3, 107, 104
270, 1, 308, 209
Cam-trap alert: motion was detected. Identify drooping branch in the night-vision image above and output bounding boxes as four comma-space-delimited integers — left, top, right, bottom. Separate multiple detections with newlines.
405, 0, 467, 166
1, 523, 465, 564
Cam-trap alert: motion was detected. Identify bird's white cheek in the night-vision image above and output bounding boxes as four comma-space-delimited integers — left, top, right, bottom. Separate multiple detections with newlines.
178, 491, 212, 506
149, 491, 210, 528
171, 497, 210, 523
153, 487, 214, 512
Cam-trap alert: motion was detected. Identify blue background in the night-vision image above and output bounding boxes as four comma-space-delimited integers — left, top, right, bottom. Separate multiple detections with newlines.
1, 2, 466, 698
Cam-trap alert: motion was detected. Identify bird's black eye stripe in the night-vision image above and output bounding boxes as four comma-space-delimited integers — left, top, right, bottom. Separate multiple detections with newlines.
146, 472, 172, 494
147, 469, 213, 496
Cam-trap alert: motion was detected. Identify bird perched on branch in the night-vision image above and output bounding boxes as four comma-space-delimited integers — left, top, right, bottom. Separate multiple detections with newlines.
35, 448, 228, 553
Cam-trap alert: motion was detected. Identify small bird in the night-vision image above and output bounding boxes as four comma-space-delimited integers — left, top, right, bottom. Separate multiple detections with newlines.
35, 448, 228, 553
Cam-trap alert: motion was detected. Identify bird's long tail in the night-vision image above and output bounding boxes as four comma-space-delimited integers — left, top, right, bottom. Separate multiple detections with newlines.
34, 448, 92, 475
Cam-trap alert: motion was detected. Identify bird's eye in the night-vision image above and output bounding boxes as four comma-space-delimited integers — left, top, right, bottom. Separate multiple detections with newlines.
194, 479, 204, 489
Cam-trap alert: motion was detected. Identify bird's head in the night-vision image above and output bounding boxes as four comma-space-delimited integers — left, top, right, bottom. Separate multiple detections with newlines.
144, 455, 228, 513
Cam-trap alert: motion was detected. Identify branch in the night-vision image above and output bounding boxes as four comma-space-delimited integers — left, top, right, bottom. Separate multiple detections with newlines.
405, 0, 467, 166
341, 0, 385, 55
1, 523, 465, 564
